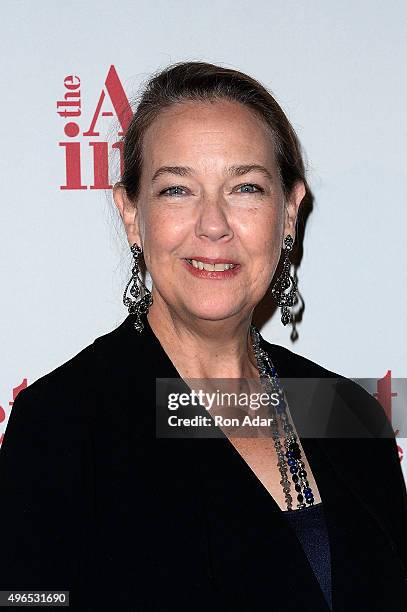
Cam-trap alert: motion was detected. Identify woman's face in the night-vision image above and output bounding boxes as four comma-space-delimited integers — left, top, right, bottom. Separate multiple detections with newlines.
114, 99, 305, 323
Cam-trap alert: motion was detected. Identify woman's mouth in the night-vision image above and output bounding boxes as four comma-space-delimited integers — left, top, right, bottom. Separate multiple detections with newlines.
182, 258, 241, 279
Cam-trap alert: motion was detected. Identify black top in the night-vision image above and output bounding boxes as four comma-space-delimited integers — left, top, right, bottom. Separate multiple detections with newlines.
283, 502, 332, 610
0, 313, 406, 611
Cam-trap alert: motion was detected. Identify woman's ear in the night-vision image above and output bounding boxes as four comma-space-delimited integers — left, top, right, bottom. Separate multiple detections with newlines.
283, 180, 306, 244
113, 183, 141, 247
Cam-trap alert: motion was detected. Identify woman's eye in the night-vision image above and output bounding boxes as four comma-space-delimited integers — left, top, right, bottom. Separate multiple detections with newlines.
159, 183, 264, 197
236, 183, 264, 194
159, 186, 187, 197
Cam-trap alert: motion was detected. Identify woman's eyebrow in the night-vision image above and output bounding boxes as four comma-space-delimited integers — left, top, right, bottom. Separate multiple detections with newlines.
152, 166, 194, 182
151, 164, 273, 183
226, 164, 273, 182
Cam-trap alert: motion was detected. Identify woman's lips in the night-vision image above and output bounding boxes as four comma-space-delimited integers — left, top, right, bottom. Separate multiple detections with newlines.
181, 258, 241, 279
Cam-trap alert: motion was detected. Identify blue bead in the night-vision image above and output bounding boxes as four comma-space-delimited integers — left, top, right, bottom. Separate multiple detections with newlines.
289, 466, 298, 474
304, 487, 312, 494
287, 459, 295, 466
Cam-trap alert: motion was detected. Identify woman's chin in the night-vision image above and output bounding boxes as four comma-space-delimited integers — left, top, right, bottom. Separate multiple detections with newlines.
181, 301, 244, 323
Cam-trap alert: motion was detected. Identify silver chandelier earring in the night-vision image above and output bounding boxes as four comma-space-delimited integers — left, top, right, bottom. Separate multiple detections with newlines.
123, 242, 153, 333
271, 234, 297, 326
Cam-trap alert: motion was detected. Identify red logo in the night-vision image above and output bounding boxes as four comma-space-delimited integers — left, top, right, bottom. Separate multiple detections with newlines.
374, 370, 400, 436
373, 370, 404, 463
57, 65, 132, 190
0, 379, 28, 447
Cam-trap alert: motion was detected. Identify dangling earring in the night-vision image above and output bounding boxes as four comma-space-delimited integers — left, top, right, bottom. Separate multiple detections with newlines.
123, 243, 153, 333
271, 234, 297, 326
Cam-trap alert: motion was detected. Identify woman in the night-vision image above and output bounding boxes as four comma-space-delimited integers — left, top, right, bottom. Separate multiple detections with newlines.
0, 61, 406, 611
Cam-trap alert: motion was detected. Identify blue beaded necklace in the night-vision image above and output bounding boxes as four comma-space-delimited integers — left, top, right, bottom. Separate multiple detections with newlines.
250, 324, 315, 511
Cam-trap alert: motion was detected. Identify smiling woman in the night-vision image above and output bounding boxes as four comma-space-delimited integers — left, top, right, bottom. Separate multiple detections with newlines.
113, 90, 306, 329
0, 61, 406, 612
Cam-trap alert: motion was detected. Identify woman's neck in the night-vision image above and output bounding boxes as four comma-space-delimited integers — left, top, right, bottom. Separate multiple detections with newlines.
146, 298, 259, 380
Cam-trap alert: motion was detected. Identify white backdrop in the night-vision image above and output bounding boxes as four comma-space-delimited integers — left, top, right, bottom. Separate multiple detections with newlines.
1, 0, 406, 482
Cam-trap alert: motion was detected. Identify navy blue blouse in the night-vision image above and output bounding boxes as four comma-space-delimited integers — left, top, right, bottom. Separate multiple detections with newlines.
282, 502, 332, 610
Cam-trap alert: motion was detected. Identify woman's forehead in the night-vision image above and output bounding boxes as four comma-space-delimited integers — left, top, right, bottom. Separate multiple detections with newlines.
142, 100, 276, 169
148, 98, 270, 135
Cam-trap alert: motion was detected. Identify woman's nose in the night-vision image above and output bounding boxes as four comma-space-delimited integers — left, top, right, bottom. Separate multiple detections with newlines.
195, 195, 234, 242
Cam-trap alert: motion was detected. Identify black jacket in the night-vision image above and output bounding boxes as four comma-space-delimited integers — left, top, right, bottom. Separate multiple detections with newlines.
0, 314, 406, 611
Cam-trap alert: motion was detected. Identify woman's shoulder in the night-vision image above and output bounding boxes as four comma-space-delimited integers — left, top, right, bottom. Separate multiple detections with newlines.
17, 317, 132, 400
260, 337, 395, 440
6, 318, 133, 433
263, 339, 407, 568
1, 319, 137, 469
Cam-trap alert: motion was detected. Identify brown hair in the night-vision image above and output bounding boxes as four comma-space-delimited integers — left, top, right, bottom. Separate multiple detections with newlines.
118, 61, 310, 218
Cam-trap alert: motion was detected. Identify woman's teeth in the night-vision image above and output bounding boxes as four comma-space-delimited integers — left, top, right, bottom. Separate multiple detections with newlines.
186, 259, 236, 271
